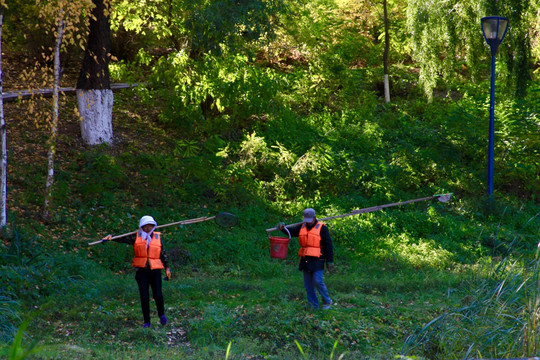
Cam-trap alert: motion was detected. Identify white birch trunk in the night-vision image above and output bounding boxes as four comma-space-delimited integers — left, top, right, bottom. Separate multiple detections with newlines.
383, 0, 391, 103
77, 89, 113, 145
43, 12, 65, 220
0, 7, 6, 228
384, 74, 391, 103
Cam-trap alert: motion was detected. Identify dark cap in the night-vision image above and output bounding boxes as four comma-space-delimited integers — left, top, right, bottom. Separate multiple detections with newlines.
303, 208, 316, 223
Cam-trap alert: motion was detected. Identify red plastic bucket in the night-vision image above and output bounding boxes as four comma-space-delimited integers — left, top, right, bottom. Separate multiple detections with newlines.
269, 236, 290, 259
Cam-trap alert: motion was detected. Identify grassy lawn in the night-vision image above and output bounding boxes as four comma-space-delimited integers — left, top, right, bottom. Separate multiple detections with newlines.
4, 254, 471, 359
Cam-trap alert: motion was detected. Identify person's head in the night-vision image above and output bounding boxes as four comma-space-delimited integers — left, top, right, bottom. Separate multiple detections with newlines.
139, 215, 157, 233
302, 208, 317, 225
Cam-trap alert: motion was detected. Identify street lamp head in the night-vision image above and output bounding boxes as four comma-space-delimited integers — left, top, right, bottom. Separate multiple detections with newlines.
481, 16, 509, 55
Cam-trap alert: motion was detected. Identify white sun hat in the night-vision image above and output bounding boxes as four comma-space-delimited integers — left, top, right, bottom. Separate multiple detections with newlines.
139, 215, 157, 228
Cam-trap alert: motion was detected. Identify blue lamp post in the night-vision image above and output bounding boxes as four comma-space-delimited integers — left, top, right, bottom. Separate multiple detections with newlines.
481, 16, 509, 197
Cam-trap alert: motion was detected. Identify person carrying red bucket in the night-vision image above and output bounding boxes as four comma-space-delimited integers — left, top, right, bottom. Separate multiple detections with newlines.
276, 208, 334, 310
264, 194, 454, 310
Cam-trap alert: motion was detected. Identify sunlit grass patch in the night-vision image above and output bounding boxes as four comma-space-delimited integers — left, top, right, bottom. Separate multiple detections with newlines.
394, 235, 453, 268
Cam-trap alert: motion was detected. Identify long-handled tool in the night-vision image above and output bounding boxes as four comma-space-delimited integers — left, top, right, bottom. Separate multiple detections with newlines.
89, 212, 238, 245
265, 193, 452, 232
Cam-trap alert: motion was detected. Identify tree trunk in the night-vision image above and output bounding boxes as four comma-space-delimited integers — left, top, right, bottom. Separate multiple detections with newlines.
77, 89, 113, 144
0, 6, 6, 228
383, 0, 390, 103
43, 11, 66, 221
77, 0, 113, 145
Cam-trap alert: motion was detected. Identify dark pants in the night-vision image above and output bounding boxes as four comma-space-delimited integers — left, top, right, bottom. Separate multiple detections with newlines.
135, 268, 165, 324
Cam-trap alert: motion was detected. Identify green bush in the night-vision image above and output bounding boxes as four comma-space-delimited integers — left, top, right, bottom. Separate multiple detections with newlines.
148, 51, 285, 133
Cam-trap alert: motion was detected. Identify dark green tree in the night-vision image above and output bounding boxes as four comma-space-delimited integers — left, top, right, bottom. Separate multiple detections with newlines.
407, 0, 484, 99
485, 0, 533, 99
406, 0, 534, 99
112, 0, 285, 58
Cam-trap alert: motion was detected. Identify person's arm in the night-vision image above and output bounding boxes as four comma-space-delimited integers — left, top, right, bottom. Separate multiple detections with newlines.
102, 233, 136, 245
160, 249, 169, 269
162, 250, 172, 279
320, 225, 333, 264
160, 238, 171, 279
113, 233, 137, 245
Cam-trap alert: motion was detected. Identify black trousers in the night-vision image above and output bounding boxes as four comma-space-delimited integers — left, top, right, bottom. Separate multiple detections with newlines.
135, 268, 165, 324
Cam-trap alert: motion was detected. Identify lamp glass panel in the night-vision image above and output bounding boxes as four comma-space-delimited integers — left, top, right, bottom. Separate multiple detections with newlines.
482, 19, 499, 40
497, 20, 508, 40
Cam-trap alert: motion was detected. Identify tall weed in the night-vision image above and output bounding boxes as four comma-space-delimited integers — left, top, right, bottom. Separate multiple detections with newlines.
402, 224, 540, 359
295, 339, 346, 360
0, 295, 19, 343
5, 317, 42, 360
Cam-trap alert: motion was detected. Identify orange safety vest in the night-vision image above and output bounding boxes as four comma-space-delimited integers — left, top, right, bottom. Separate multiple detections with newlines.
132, 232, 164, 270
298, 222, 324, 257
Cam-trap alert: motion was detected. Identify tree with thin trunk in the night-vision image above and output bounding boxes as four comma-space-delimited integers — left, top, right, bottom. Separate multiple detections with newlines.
43, 8, 67, 221
77, 0, 113, 146
27, 0, 93, 220
0, 2, 6, 228
382, 0, 390, 103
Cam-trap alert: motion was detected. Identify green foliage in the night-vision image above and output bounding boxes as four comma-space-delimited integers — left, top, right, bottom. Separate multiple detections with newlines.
407, 0, 535, 99
493, 82, 540, 198
64, 149, 128, 206
112, 0, 285, 56
490, 0, 534, 98
0, 295, 19, 343
6, 317, 42, 360
184, 0, 284, 57
2, 0, 91, 60
0, 228, 105, 343
146, 51, 285, 132
406, 0, 485, 99
295, 339, 346, 360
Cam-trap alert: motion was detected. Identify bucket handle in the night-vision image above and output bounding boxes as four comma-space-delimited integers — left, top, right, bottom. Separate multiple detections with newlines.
269, 226, 291, 240
283, 227, 291, 239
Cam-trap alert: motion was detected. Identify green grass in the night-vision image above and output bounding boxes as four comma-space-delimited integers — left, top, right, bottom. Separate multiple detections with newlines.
0, 257, 469, 359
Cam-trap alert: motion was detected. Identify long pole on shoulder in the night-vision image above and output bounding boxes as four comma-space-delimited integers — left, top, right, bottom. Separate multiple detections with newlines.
265, 193, 453, 232
88, 216, 213, 245
88, 212, 238, 246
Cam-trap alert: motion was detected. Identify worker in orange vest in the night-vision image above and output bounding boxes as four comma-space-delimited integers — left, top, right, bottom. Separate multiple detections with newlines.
103, 215, 172, 328
280, 208, 334, 310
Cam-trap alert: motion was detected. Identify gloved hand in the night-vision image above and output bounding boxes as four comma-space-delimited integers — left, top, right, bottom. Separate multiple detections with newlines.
165, 267, 172, 280
277, 222, 286, 230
